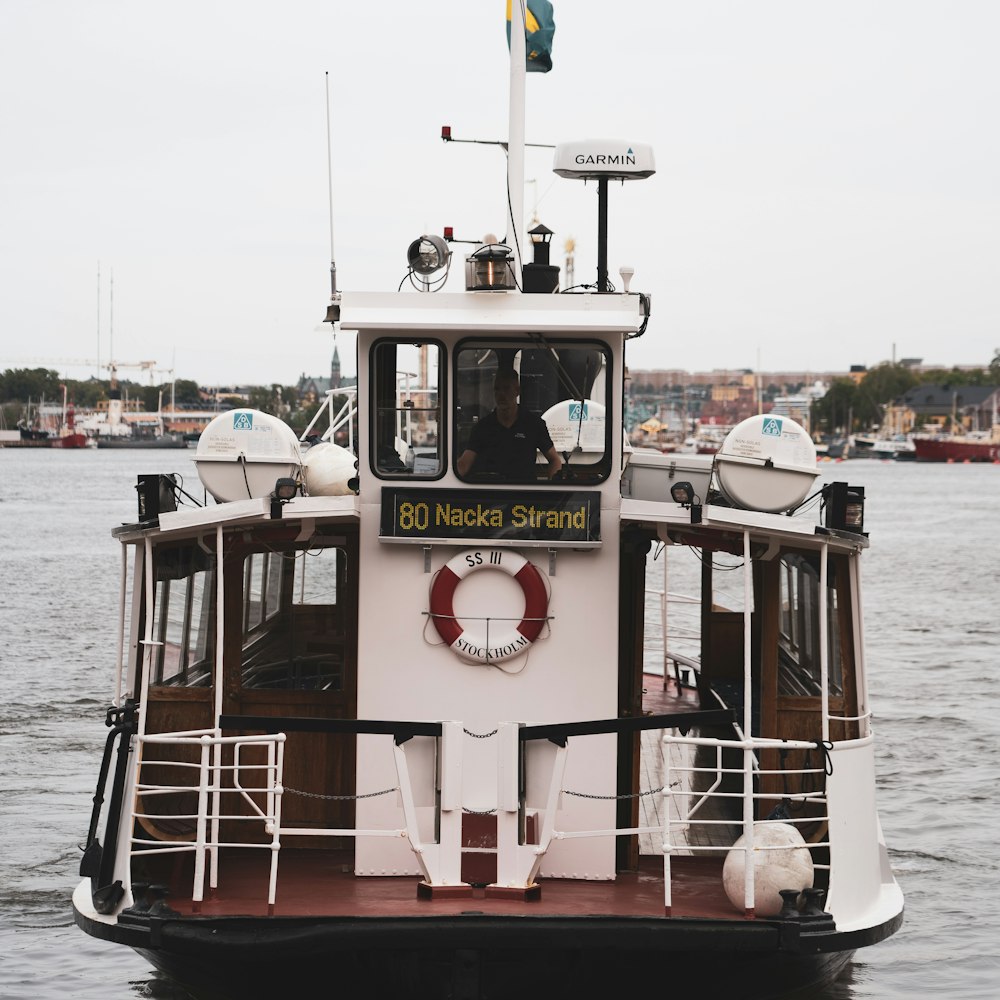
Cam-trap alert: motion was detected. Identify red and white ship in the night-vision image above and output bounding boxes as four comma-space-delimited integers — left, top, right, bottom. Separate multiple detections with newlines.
912, 426, 1000, 462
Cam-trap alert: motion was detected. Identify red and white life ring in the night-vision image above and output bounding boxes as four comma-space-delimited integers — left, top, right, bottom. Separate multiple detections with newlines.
429, 549, 548, 664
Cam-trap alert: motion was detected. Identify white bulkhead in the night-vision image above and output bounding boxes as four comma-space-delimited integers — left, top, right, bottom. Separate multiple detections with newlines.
344, 291, 638, 879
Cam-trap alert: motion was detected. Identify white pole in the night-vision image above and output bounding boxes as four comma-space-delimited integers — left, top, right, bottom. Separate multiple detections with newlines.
819, 543, 830, 742
741, 529, 755, 914
507, 0, 527, 285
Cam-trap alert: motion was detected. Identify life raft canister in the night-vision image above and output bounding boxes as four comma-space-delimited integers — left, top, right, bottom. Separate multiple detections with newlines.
429, 548, 548, 664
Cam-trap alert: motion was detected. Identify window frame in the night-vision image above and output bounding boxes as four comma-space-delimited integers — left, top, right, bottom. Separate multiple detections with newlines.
368, 337, 447, 482
452, 335, 614, 486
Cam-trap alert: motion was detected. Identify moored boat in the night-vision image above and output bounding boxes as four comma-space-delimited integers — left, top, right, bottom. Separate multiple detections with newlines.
912, 427, 1000, 462
71, 13, 902, 999
869, 435, 916, 461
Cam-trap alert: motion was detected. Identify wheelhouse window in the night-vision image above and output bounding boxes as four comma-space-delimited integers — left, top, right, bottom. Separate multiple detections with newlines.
454, 341, 611, 484
371, 340, 443, 478
150, 545, 216, 688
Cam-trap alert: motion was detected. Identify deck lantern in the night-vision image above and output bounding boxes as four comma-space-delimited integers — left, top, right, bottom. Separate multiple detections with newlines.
823, 482, 866, 534
523, 223, 560, 293
135, 474, 178, 524
465, 239, 517, 291
528, 223, 553, 265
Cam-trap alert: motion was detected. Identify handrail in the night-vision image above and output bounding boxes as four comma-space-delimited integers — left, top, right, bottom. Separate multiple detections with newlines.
132, 730, 285, 912
520, 709, 734, 745
299, 387, 357, 451
128, 713, 845, 914
219, 714, 442, 744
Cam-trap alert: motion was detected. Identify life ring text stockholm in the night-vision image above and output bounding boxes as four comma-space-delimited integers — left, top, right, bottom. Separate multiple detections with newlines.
429, 549, 548, 664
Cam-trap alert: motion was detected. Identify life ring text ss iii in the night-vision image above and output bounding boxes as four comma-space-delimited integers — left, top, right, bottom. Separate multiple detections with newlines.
429, 549, 548, 664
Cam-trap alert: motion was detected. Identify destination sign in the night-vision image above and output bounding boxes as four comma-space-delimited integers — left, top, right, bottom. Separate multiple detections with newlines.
379, 488, 601, 544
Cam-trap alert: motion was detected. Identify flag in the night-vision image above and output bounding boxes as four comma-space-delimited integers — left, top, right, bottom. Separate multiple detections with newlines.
506, 0, 555, 73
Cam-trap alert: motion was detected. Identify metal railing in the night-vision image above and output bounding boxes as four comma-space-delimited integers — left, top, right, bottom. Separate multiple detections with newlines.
132, 716, 465, 910
132, 728, 285, 910
131, 713, 838, 918
661, 731, 831, 914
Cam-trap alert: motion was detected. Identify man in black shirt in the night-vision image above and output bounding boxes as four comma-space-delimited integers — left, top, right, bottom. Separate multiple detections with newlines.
457, 369, 563, 481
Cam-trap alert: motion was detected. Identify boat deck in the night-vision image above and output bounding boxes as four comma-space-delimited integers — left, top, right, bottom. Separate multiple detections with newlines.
137, 674, 743, 922
153, 850, 734, 920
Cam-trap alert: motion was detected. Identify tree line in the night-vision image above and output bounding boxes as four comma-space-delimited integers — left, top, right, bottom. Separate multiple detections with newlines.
810, 355, 1000, 435
0, 368, 317, 432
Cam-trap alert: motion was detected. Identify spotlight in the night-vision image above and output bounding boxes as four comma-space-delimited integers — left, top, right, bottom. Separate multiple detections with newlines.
270, 477, 299, 519
407, 234, 450, 276
670, 480, 702, 524
670, 481, 695, 505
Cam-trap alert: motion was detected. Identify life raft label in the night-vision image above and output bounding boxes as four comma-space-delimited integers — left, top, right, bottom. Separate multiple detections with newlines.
380, 488, 600, 543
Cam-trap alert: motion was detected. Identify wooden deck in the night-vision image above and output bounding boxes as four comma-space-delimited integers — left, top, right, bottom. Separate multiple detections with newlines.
150, 850, 736, 920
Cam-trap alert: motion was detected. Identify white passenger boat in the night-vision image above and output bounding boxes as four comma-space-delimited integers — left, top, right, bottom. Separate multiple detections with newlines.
72, 14, 902, 1000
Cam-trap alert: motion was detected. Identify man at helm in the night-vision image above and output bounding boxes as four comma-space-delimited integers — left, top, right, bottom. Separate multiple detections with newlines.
457, 368, 563, 481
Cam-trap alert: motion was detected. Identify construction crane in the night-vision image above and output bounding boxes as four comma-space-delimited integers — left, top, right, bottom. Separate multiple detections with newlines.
1, 359, 170, 385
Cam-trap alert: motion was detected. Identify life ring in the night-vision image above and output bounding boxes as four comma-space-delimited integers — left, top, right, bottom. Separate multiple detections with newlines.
429, 549, 548, 664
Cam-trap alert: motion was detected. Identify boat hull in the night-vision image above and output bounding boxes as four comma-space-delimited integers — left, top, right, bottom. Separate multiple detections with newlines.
53, 433, 90, 449
75, 902, 901, 1000
912, 436, 1000, 462
96, 433, 189, 449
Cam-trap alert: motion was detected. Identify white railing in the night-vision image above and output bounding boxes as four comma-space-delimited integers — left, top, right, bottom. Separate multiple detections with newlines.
490, 722, 833, 918
133, 719, 835, 917
661, 732, 831, 914
299, 387, 357, 451
131, 721, 466, 909
645, 585, 701, 686
132, 729, 285, 910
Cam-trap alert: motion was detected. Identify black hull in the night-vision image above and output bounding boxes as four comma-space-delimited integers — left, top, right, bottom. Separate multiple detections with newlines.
75, 906, 902, 1000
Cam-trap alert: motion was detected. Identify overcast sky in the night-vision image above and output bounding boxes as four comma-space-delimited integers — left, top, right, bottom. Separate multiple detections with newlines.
2, 1, 997, 387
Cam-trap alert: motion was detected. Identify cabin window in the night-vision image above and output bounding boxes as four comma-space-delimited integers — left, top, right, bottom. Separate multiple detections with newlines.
778, 553, 844, 697
150, 546, 216, 688
243, 552, 285, 633
370, 339, 444, 478
240, 543, 346, 691
453, 340, 611, 484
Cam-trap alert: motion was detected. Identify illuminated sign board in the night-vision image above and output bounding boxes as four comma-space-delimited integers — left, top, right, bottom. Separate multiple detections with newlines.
379, 489, 601, 543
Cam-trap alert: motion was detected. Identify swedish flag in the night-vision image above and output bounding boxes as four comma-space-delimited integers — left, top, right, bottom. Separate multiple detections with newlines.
506, 0, 555, 73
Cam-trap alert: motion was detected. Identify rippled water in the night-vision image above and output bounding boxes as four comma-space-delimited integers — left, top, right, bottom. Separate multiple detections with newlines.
1, 449, 998, 999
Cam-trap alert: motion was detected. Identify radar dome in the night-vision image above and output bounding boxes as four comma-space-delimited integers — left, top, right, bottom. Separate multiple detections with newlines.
195, 409, 302, 503
714, 414, 819, 513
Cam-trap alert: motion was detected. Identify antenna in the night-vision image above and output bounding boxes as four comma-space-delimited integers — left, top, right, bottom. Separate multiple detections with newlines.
96, 262, 101, 380
325, 71, 338, 305
109, 267, 114, 368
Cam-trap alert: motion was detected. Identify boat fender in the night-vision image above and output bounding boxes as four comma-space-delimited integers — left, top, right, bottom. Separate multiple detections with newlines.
429, 549, 548, 664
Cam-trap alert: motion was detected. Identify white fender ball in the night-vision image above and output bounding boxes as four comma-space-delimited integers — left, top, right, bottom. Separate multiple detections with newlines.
722, 822, 814, 916
302, 442, 357, 496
